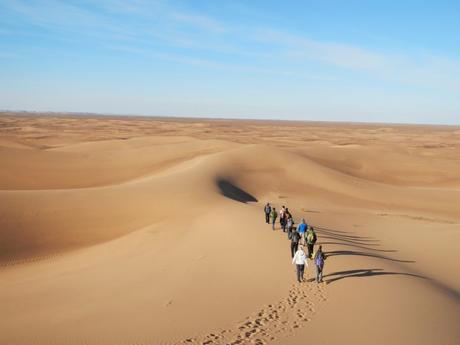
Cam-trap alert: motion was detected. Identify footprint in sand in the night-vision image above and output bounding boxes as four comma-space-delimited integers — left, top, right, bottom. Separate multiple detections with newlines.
175, 282, 328, 344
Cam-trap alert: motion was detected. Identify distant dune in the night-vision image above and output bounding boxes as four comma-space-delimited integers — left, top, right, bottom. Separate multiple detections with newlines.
1, 113, 459, 345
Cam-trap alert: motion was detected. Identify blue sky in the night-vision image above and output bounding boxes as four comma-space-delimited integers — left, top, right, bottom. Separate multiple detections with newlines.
1, 0, 459, 124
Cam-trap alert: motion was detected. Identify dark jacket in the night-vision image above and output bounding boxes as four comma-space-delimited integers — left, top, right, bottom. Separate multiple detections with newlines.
291, 231, 301, 243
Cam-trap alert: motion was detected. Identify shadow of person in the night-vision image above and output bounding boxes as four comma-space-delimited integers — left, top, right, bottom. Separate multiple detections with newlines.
325, 250, 415, 263
324, 268, 427, 284
318, 241, 397, 253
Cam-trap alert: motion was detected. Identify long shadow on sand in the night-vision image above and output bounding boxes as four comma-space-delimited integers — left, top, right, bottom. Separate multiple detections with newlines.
314, 226, 414, 262
216, 178, 258, 204
318, 241, 396, 253
306, 223, 460, 300
325, 250, 415, 263
315, 226, 379, 242
310, 225, 422, 286
323, 268, 427, 284
318, 235, 381, 246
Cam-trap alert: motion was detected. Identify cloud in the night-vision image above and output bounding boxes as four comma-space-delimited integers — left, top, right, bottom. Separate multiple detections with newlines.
252, 28, 390, 71
107, 44, 307, 77
171, 12, 227, 33
251, 28, 460, 90
0, 0, 131, 39
1, 0, 459, 91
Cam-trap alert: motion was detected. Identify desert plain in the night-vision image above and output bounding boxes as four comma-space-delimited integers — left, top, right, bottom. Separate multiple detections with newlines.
0, 113, 459, 345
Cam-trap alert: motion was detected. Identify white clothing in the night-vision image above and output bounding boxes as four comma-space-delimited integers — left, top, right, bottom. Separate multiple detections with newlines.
292, 250, 308, 266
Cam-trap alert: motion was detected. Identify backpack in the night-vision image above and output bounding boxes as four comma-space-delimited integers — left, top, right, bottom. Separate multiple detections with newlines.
307, 231, 317, 244
315, 252, 324, 266
291, 232, 300, 243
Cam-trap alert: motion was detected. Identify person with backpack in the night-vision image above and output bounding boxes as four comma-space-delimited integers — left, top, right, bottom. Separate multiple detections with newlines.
285, 208, 292, 231
306, 226, 317, 259
292, 245, 308, 283
297, 218, 308, 244
313, 245, 326, 283
279, 206, 287, 232
290, 227, 301, 258
270, 207, 278, 230
286, 215, 294, 240
264, 203, 272, 224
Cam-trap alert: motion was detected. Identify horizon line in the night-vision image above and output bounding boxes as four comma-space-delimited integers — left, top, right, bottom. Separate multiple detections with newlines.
1, 109, 459, 128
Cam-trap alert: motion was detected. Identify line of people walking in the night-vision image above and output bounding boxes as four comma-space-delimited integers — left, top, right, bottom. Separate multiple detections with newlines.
264, 203, 326, 283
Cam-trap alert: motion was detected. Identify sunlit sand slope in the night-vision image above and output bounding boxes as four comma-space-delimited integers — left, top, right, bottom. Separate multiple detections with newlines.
0, 114, 459, 345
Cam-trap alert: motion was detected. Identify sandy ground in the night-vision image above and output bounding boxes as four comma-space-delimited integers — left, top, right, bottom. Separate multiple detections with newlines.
1, 113, 459, 345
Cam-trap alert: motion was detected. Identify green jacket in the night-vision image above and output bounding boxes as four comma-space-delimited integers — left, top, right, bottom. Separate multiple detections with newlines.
306, 230, 317, 244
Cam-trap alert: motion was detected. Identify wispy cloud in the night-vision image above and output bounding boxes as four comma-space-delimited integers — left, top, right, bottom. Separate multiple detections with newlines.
0, 0, 133, 41
252, 28, 390, 71
108, 44, 315, 78
250, 28, 460, 90
172, 12, 227, 33
1, 0, 459, 91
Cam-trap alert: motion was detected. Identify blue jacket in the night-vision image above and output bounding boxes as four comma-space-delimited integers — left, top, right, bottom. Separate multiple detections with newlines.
297, 223, 308, 234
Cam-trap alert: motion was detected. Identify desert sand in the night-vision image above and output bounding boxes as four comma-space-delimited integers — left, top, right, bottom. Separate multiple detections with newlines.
0, 113, 459, 345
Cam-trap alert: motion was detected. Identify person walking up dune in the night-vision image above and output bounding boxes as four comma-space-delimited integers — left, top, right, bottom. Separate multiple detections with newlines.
290, 227, 300, 258
292, 245, 308, 283
270, 207, 278, 230
279, 206, 287, 232
297, 218, 308, 244
264, 203, 272, 224
287, 215, 294, 240
306, 226, 317, 259
314, 245, 326, 283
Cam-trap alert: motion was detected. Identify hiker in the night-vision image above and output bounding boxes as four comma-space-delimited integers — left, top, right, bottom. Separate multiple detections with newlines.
270, 207, 278, 230
297, 218, 308, 244
292, 245, 308, 283
264, 203, 272, 224
314, 245, 326, 283
279, 206, 287, 232
286, 216, 294, 239
290, 227, 301, 258
285, 207, 292, 220
306, 226, 317, 259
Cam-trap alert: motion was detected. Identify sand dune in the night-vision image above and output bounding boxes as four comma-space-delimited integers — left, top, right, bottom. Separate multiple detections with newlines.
1, 114, 459, 345
0, 136, 237, 189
